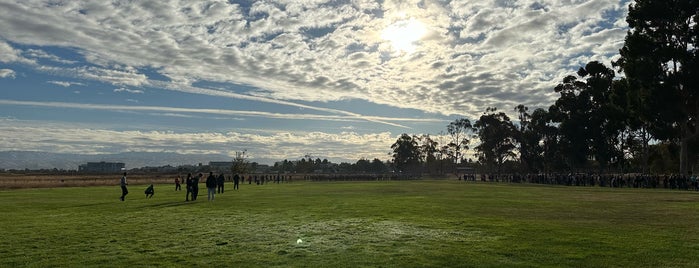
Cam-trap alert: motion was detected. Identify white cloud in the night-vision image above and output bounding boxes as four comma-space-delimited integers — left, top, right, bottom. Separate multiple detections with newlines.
114, 87, 144, 94
25, 49, 77, 64
0, 69, 15, 78
0, 99, 446, 124
48, 80, 85, 87
0, 118, 397, 163
78, 66, 147, 86
0, 41, 35, 65
0, 0, 630, 121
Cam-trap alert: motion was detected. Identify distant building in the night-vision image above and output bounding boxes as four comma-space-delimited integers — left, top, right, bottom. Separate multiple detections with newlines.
209, 161, 233, 172
78, 162, 125, 173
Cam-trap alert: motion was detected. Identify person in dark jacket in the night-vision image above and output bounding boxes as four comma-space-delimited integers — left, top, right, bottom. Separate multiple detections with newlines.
191, 173, 201, 201
144, 184, 154, 198
206, 172, 217, 201
217, 173, 225, 194
185, 173, 193, 201
233, 174, 240, 190
120, 172, 128, 201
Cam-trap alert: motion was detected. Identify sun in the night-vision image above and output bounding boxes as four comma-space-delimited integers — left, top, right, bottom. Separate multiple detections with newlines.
381, 18, 427, 54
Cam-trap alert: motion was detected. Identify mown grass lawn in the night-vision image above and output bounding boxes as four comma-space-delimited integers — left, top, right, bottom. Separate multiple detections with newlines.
1, 180, 699, 267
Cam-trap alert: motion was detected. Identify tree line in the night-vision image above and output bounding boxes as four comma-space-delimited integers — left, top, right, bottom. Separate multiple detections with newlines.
393, 0, 698, 176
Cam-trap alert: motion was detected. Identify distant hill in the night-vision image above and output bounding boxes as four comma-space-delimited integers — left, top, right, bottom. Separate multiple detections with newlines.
0, 151, 234, 170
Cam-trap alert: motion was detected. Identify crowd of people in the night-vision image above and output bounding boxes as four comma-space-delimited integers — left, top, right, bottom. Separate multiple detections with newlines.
118, 172, 295, 202
460, 172, 699, 191
119, 170, 698, 201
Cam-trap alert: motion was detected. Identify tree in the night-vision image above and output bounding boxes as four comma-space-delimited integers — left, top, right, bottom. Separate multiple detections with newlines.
390, 133, 422, 172
370, 158, 388, 173
474, 107, 517, 174
355, 158, 371, 173
231, 150, 249, 174
446, 118, 475, 165
579, 62, 626, 172
549, 61, 623, 172
414, 134, 438, 163
530, 108, 560, 172
615, 0, 699, 174
514, 105, 534, 172
514, 105, 548, 173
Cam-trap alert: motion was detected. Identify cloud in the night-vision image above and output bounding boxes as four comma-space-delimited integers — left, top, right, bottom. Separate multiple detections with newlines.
114, 87, 144, 94
78, 66, 147, 86
25, 49, 78, 64
0, 118, 397, 163
0, 99, 446, 124
0, 41, 35, 65
0, 69, 15, 78
0, 0, 630, 122
48, 80, 85, 87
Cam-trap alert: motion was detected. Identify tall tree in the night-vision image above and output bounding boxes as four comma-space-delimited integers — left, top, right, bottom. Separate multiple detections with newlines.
550, 61, 623, 172
415, 134, 440, 173
446, 118, 474, 165
514, 105, 534, 172
530, 108, 559, 172
391, 133, 422, 172
514, 105, 548, 173
615, 0, 699, 174
474, 107, 517, 174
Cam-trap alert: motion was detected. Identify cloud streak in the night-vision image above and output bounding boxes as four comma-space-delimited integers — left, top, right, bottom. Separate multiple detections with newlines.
0, 99, 445, 124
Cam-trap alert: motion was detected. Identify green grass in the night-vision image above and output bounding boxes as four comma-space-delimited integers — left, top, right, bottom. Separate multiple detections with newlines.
2, 181, 699, 267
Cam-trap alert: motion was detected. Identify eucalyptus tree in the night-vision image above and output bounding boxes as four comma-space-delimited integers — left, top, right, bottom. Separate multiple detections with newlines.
514, 105, 535, 172
514, 105, 548, 173
414, 134, 441, 173
474, 107, 517, 174
413, 134, 439, 164
390, 133, 422, 172
446, 118, 475, 165
614, 0, 699, 174
529, 108, 560, 172
550, 61, 623, 172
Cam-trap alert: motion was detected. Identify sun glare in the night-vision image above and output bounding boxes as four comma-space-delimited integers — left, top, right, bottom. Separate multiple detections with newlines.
381, 19, 427, 54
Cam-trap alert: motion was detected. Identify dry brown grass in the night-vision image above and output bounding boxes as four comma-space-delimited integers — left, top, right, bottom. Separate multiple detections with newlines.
0, 173, 180, 189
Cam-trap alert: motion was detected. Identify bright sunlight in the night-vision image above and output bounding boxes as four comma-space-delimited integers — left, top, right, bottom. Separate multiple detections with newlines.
381, 18, 427, 54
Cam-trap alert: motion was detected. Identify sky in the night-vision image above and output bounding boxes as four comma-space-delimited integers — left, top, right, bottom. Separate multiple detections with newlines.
0, 0, 632, 165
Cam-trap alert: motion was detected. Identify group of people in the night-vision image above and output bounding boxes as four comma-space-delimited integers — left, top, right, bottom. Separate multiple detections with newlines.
177, 172, 229, 201
460, 172, 699, 191
119, 172, 240, 202
119, 172, 155, 201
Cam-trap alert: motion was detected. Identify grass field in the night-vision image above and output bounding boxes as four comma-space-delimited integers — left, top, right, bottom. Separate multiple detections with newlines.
1, 180, 699, 267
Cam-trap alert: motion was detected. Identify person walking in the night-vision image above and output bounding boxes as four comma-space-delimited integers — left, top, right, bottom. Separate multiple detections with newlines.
192, 173, 204, 201
233, 173, 240, 190
191, 173, 201, 201
206, 172, 217, 201
217, 173, 225, 194
175, 176, 181, 191
185, 173, 193, 201
120, 172, 128, 201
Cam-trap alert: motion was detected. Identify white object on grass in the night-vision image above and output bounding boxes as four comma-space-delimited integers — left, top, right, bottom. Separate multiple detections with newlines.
297, 239, 303, 244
